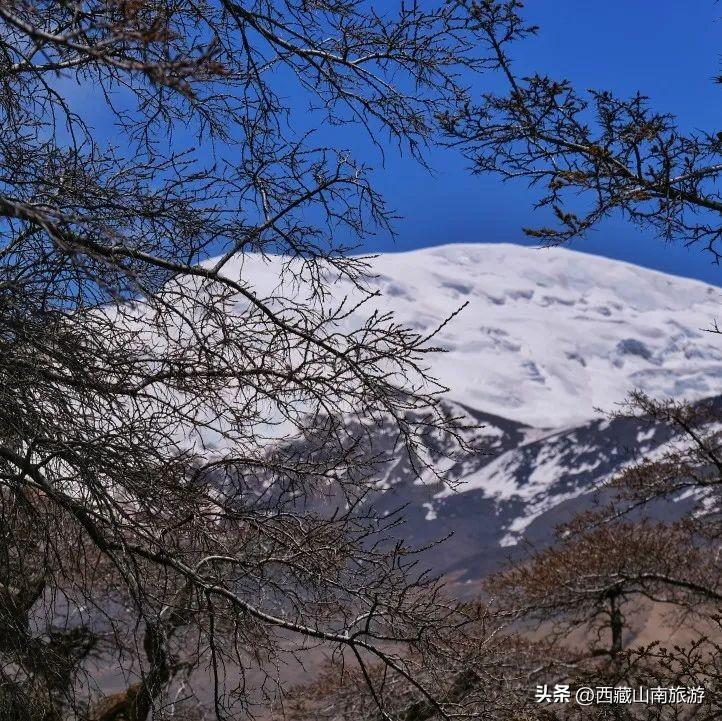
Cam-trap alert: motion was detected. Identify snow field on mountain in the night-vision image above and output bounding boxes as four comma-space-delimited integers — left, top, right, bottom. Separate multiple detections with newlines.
218, 243, 722, 428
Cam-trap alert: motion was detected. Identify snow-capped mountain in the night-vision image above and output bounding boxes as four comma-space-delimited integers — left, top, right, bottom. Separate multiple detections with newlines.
338, 243, 722, 428
348, 397, 708, 581
225, 243, 722, 428
221, 243, 722, 572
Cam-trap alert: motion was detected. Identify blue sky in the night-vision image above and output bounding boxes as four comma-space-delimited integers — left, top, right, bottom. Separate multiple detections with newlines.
64, 1, 722, 284
354, 1, 722, 286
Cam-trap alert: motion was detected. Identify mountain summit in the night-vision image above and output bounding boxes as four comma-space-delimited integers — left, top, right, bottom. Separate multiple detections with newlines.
224, 243, 722, 428
340, 243, 722, 427
220, 244, 722, 563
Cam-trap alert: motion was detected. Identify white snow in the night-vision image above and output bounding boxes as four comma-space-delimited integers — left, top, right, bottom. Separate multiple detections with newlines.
205, 243, 722, 545
214, 242, 722, 428
369, 244, 722, 427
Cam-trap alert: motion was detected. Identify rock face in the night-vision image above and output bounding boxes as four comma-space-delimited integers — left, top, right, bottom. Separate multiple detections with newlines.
217, 243, 722, 580
354, 397, 708, 582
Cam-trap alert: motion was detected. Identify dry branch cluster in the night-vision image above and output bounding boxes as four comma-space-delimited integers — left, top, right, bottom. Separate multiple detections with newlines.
0, 2, 492, 719
445, 1, 722, 254
3, 2, 722, 720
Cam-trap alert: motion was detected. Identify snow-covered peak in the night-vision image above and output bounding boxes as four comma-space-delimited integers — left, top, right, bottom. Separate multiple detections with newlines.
218, 243, 722, 428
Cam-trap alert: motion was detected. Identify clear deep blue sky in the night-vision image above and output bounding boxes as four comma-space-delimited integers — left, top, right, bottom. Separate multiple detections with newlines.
352, 1, 722, 286
66, 2, 722, 283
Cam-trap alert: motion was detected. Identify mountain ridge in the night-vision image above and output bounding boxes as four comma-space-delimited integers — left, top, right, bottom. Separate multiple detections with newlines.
216, 243, 722, 570
218, 242, 722, 428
